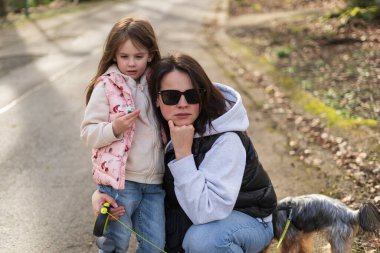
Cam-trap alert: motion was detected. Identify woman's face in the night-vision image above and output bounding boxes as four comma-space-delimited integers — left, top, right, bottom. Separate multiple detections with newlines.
156, 70, 200, 127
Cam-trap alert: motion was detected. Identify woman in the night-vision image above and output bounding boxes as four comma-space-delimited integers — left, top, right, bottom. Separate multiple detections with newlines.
92, 53, 277, 253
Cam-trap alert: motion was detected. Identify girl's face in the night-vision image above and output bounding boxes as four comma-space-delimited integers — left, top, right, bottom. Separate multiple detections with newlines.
115, 39, 151, 81
157, 70, 200, 127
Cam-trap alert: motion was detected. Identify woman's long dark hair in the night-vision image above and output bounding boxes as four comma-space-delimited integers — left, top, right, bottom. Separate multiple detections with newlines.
148, 53, 227, 139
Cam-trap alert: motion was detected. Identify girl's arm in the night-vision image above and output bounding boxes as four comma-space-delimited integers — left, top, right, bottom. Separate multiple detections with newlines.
168, 132, 246, 224
80, 84, 120, 149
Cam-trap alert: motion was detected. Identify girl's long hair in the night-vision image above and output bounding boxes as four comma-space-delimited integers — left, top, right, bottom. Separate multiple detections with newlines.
148, 53, 227, 139
85, 17, 161, 104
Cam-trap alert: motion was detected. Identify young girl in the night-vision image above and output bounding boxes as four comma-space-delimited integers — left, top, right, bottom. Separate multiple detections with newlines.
80, 17, 165, 253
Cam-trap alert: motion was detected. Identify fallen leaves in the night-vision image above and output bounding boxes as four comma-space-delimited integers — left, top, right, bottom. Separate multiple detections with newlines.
213, 0, 380, 248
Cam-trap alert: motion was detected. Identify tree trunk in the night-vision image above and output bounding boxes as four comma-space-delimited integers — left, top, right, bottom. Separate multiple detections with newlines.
0, 0, 7, 17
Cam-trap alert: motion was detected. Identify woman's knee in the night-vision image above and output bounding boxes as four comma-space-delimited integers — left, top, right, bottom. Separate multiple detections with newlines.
182, 225, 224, 252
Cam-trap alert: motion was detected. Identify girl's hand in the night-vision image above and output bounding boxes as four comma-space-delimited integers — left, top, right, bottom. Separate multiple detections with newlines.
92, 190, 118, 216
91, 190, 125, 220
112, 109, 140, 136
168, 120, 194, 160
109, 206, 125, 220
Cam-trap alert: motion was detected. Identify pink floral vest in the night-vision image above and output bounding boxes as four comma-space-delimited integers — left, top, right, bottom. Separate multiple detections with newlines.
91, 72, 135, 189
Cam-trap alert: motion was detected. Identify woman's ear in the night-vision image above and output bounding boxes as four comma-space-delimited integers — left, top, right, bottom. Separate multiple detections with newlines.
156, 99, 160, 107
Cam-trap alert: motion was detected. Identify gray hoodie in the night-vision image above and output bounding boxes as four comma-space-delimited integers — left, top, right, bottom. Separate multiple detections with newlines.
166, 83, 250, 224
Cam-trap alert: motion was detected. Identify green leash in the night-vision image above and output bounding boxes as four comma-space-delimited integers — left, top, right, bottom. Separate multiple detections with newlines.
276, 220, 291, 249
275, 208, 293, 252
107, 212, 167, 253
93, 202, 167, 253
94, 202, 293, 253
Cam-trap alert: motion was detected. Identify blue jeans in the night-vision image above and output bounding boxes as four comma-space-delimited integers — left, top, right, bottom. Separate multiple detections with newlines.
98, 181, 165, 253
182, 210, 273, 253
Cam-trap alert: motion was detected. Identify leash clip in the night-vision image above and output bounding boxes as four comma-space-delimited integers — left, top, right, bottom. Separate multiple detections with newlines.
287, 208, 293, 221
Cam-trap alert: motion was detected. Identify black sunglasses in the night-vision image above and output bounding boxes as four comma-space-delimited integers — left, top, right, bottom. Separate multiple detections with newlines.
158, 89, 205, 105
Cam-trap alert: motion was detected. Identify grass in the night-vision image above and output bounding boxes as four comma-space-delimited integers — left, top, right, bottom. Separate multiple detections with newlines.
227, 28, 378, 130
233, 35, 378, 129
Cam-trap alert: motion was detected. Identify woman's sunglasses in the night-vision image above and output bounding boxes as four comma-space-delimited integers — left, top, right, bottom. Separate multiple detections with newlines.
158, 89, 205, 105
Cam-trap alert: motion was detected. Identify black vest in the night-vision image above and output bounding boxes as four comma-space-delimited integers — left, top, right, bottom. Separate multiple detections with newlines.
163, 132, 277, 253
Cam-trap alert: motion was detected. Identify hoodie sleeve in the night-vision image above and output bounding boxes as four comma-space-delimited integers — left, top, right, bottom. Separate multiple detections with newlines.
168, 132, 246, 224
80, 84, 120, 148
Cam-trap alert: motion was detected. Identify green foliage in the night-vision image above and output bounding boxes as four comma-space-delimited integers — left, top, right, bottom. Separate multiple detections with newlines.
300, 91, 377, 128
341, 5, 380, 20
235, 0, 249, 6
5, 0, 64, 12
276, 48, 291, 58
301, 80, 314, 90
234, 0, 263, 12
28, 0, 55, 7
349, 0, 380, 8
251, 3, 262, 12
341, 0, 380, 20
7, 0, 26, 12
264, 64, 379, 129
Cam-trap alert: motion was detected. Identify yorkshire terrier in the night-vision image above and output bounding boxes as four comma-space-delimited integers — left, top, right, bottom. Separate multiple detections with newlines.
263, 194, 380, 253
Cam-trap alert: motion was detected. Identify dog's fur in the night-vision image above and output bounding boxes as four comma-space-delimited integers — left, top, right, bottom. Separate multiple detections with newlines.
263, 194, 380, 253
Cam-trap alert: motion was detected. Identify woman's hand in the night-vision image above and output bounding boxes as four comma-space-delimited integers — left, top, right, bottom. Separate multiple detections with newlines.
91, 190, 125, 220
168, 120, 194, 160
112, 109, 140, 136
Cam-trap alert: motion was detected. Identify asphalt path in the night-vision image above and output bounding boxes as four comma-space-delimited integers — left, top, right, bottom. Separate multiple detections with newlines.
0, 0, 225, 252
